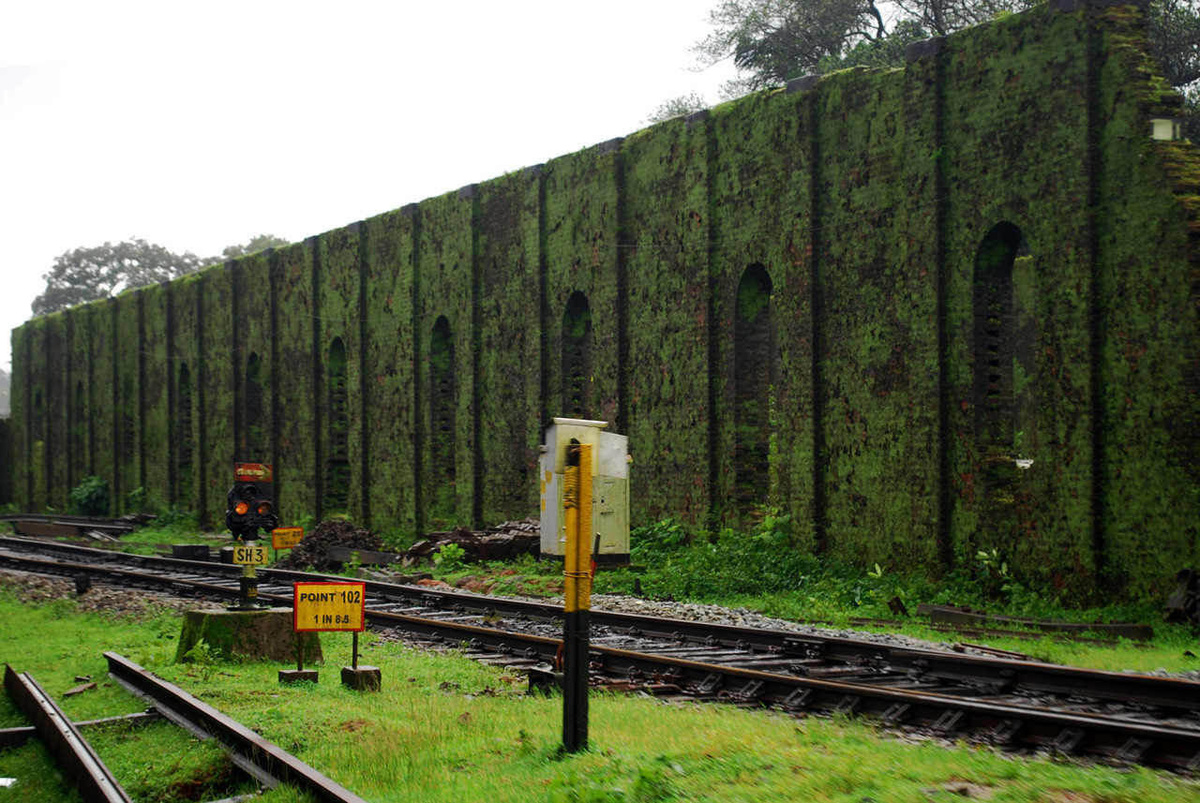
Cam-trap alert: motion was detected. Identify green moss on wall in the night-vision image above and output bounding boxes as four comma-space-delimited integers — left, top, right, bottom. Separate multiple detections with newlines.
41, 312, 67, 510
6, 2, 1198, 603
87, 301, 117, 513
415, 191, 475, 530
140, 284, 170, 512
476, 172, 542, 525
200, 264, 235, 530
64, 306, 92, 490
232, 251, 274, 470
24, 317, 47, 510
943, 5, 1096, 596
624, 116, 713, 527
0, 419, 12, 505
544, 142, 621, 426
316, 226, 363, 522
815, 65, 942, 570
170, 274, 204, 514
363, 209, 417, 535
113, 293, 141, 513
1095, 5, 1200, 598
709, 87, 816, 542
272, 242, 317, 528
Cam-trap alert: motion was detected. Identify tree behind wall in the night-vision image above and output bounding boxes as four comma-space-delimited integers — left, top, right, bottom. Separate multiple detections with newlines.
31, 239, 204, 316
695, 1, 1198, 101
31, 234, 291, 316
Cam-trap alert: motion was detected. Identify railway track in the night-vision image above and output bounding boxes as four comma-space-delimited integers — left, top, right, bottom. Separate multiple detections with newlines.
4, 658, 367, 803
2, 534, 1198, 771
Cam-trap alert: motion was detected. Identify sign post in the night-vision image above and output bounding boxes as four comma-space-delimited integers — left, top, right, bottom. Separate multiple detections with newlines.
271, 526, 304, 561
292, 581, 378, 691
561, 441, 593, 753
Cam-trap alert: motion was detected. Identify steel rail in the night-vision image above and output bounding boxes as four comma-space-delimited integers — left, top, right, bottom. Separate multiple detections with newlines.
104, 652, 368, 803
3, 665, 133, 803
3, 537, 1196, 714
351, 606, 1200, 769
6, 541, 1200, 767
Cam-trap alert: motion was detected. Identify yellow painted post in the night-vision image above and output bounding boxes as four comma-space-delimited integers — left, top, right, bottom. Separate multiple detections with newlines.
562, 441, 592, 752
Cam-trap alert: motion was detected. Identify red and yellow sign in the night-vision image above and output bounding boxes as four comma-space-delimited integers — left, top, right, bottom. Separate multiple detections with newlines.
293, 582, 366, 632
234, 462, 273, 482
272, 526, 304, 550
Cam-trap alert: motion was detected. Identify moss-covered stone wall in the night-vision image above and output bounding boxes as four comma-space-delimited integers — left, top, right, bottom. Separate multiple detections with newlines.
141, 284, 170, 512
271, 242, 317, 527
476, 172, 542, 525
415, 191, 476, 530
169, 273, 203, 513
8, 2, 1198, 601
623, 116, 713, 527
0, 417, 11, 505
363, 209, 418, 535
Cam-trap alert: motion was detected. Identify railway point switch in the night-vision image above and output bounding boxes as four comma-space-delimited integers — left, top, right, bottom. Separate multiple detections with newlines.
539, 418, 630, 564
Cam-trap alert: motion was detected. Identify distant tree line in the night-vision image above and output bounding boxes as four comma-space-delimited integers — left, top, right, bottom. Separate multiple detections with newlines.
650, 0, 1200, 124
31, 234, 290, 316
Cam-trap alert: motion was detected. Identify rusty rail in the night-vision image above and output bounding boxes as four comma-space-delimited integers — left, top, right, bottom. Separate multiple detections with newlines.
0, 514, 135, 541
6, 538, 1200, 769
3, 664, 132, 803
104, 652, 368, 803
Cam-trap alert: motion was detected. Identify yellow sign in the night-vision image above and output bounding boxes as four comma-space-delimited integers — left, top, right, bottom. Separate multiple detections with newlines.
232, 543, 268, 566
272, 526, 304, 550
293, 582, 366, 632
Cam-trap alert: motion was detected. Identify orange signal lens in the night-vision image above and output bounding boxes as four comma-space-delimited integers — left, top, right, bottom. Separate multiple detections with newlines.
234, 501, 250, 515
256, 502, 272, 515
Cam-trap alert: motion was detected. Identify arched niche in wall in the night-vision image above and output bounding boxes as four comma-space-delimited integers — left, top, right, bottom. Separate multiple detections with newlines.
177, 363, 194, 503
324, 337, 350, 514
429, 316, 456, 523
973, 222, 1030, 457
734, 264, 775, 513
972, 221, 1034, 546
243, 352, 265, 460
561, 291, 593, 419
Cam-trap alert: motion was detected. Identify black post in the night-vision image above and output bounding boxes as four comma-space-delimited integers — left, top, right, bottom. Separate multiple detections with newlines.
563, 609, 589, 752
561, 441, 592, 753
352, 631, 359, 670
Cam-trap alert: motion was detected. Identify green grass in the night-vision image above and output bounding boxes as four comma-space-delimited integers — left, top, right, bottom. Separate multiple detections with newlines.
2, 584, 1199, 802
417, 520, 1200, 676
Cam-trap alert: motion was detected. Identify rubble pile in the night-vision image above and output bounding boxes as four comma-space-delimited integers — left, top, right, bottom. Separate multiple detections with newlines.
276, 520, 382, 571
411, 519, 539, 563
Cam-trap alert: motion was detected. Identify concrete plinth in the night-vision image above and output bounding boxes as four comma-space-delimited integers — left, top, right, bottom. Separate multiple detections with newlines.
175, 607, 322, 663
341, 666, 381, 692
171, 544, 210, 561
526, 667, 563, 695
278, 669, 320, 685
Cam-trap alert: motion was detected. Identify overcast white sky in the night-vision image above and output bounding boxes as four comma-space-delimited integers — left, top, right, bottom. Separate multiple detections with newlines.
0, 0, 739, 373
